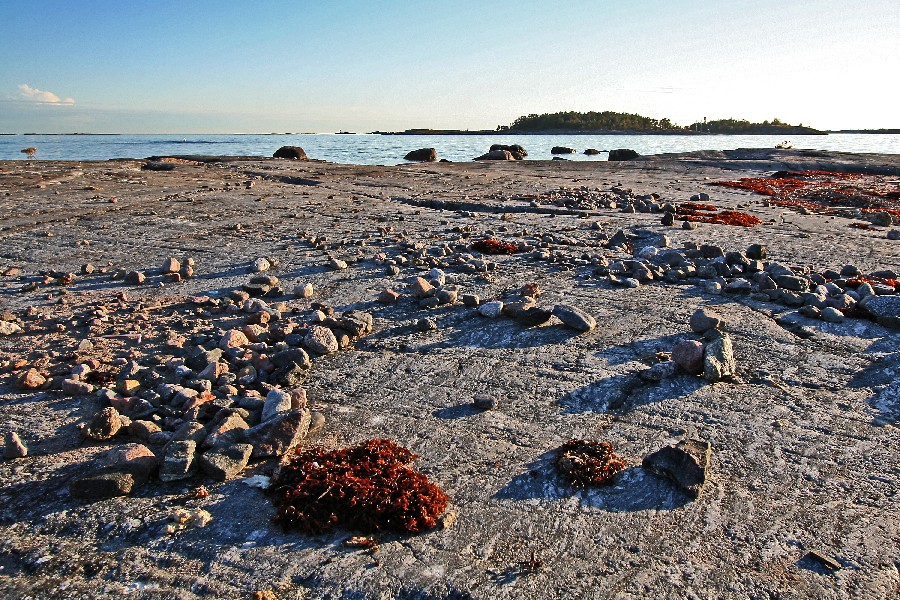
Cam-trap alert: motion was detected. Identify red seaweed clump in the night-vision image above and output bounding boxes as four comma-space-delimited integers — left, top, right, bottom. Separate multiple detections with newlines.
270, 439, 449, 534
711, 170, 900, 223
555, 440, 627, 488
676, 203, 762, 227
472, 238, 519, 254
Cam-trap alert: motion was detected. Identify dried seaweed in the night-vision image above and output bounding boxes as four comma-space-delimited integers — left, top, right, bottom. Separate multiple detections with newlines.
711, 170, 900, 223
472, 238, 519, 254
555, 440, 627, 488
676, 203, 762, 227
270, 439, 449, 534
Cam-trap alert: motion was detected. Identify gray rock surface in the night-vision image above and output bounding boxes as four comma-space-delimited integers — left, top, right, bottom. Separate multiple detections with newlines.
0, 151, 898, 598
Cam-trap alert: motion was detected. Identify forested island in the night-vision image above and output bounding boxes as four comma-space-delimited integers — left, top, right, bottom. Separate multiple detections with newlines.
507, 112, 824, 135
378, 111, 826, 135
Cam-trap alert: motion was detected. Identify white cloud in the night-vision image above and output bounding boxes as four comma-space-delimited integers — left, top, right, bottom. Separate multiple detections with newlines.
17, 83, 74, 105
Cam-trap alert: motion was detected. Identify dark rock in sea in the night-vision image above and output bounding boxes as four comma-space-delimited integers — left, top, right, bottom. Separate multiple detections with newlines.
551, 146, 577, 154
489, 144, 527, 159
642, 439, 711, 498
608, 149, 640, 161
404, 148, 438, 162
583, 149, 602, 155
273, 146, 308, 160
474, 150, 515, 161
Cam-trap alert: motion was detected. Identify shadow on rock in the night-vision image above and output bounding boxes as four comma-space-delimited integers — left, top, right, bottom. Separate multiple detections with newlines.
560, 371, 705, 414
433, 404, 481, 420
849, 339, 900, 425
493, 451, 692, 512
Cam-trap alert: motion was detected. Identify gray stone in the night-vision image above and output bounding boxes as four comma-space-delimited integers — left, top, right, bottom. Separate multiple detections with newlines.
304, 325, 339, 355
640, 360, 679, 381
159, 440, 197, 482
203, 413, 249, 448
473, 394, 498, 410
820, 307, 846, 323
864, 295, 900, 329
245, 409, 311, 458
689, 308, 722, 334
3, 432, 28, 458
775, 275, 809, 292
672, 340, 705, 375
198, 443, 253, 481
84, 407, 122, 441
417, 318, 438, 332
703, 334, 736, 382
478, 301, 503, 318
642, 439, 711, 498
552, 304, 596, 332
251, 257, 271, 272
262, 389, 292, 421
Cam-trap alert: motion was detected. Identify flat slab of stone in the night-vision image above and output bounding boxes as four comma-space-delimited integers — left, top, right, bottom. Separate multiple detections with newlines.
642, 439, 712, 498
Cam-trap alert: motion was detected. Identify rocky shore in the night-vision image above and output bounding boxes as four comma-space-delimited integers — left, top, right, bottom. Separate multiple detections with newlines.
0, 150, 898, 598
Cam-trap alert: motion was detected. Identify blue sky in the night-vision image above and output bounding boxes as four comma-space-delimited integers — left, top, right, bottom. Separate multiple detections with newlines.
1, 0, 897, 133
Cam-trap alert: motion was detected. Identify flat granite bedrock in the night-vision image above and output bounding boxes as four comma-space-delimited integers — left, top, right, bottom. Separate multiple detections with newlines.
0, 150, 897, 599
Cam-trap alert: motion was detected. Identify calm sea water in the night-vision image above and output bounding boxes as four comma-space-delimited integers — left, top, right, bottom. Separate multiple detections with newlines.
1, 133, 898, 164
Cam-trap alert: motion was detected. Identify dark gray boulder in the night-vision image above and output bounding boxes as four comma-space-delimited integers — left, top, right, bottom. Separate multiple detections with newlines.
273, 146, 308, 159
642, 439, 711, 498
404, 148, 438, 162
608, 148, 640, 161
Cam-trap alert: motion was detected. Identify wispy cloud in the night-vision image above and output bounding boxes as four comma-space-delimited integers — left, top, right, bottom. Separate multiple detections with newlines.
17, 83, 75, 105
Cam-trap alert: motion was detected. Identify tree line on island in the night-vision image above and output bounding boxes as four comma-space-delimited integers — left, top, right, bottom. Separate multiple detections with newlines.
505, 111, 824, 134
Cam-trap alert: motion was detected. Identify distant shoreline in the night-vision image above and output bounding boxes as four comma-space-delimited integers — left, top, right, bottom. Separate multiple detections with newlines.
1, 130, 897, 136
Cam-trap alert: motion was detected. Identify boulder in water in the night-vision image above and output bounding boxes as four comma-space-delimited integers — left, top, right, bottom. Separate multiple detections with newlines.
404, 148, 438, 162
608, 148, 640, 161
273, 146, 308, 160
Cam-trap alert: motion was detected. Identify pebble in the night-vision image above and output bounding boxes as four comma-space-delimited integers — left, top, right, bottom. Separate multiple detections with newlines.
887, 229, 900, 240
17, 368, 46, 390
376, 289, 400, 304
125, 271, 146, 285
262, 389, 293, 421
473, 394, 498, 410
462, 293, 481, 307
84, 407, 122, 441
478, 301, 503, 318
640, 360, 679, 381
251, 257, 271, 272
162, 257, 181, 273
304, 326, 339, 354
417, 318, 438, 332
0, 321, 23, 336
642, 439, 711, 498
198, 443, 253, 481
410, 277, 435, 298
294, 283, 314, 298
3, 432, 28, 458
329, 258, 348, 270
672, 340, 705, 375
703, 333, 736, 382
552, 304, 596, 332
820, 307, 845, 323
245, 409, 311, 458
219, 329, 250, 350
689, 308, 723, 334
159, 440, 197, 482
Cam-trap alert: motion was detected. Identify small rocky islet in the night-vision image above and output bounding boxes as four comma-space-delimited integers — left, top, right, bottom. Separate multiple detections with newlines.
0, 148, 897, 597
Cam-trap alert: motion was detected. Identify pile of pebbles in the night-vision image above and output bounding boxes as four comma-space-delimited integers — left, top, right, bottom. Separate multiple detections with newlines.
1, 260, 377, 500
595, 229, 898, 329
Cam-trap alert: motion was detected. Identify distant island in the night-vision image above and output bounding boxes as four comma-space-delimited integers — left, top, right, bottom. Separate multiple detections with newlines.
378, 111, 827, 136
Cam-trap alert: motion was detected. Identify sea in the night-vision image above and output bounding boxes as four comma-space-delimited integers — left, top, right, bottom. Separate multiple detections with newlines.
1, 133, 899, 165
